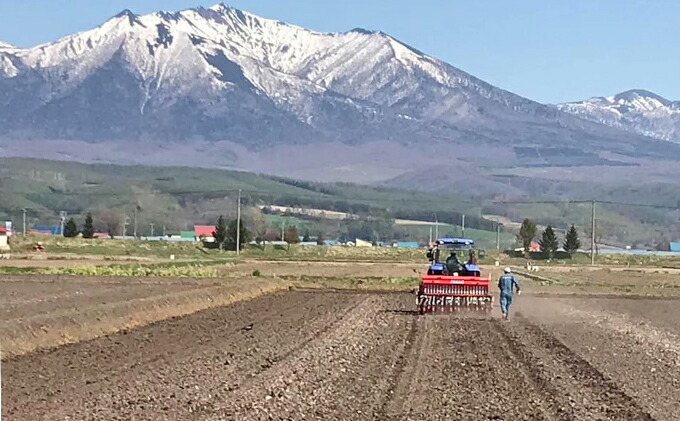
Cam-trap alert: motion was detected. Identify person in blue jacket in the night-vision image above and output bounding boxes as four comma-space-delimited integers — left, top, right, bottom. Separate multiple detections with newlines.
498, 267, 521, 320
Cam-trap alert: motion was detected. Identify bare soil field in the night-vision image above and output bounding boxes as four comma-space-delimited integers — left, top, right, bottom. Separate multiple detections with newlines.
4, 289, 679, 421
0, 275, 287, 357
525, 266, 680, 297
226, 259, 423, 278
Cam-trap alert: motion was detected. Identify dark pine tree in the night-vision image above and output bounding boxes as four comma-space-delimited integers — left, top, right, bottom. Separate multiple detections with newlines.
539, 225, 559, 259
63, 218, 79, 238
226, 219, 251, 251
563, 225, 581, 255
82, 213, 95, 239
213, 215, 228, 250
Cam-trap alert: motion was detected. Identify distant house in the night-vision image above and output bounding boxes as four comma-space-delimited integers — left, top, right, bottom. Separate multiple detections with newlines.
181, 231, 196, 241
0, 226, 10, 251
194, 225, 215, 242
32, 225, 61, 235
27, 229, 52, 236
671, 242, 680, 253
355, 239, 373, 247
395, 241, 420, 249
514, 242, 542, 253
93, 232, 110, 239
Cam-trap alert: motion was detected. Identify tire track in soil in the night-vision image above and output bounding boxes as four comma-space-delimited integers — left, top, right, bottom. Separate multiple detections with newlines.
375, 312, 418, 419
497, 316, 656, 421
3, 291, 367, 421
383, 315, 556, 421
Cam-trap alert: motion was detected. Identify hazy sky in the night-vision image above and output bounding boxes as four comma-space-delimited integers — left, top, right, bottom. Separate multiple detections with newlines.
0, 0, 677, 103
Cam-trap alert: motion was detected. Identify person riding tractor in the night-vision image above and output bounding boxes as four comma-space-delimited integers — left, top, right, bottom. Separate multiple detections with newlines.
445, 251, 463, 274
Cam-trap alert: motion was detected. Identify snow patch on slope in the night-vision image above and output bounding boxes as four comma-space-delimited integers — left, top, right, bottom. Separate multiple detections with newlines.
558, 90, 680, 143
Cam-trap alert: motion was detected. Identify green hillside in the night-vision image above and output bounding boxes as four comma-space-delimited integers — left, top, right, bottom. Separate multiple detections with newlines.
0, 158, 496, 242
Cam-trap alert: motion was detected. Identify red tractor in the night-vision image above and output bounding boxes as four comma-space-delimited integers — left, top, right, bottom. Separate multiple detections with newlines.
418, 238, 493, 314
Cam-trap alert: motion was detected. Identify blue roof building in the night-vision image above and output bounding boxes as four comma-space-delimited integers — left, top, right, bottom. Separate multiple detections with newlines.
32, 225, 61, 235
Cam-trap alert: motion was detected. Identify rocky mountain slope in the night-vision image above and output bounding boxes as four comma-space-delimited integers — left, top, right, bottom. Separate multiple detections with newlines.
558, 90, 680, 143
1, 4, 679, 182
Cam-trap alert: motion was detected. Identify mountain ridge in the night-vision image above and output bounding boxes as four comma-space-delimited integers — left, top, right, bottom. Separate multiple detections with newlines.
1, 4, 680, 184
558, 89, 680, 143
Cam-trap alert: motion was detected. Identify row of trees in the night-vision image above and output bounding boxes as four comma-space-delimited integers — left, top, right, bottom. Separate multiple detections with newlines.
63, 214, 95, 238
518, 218, 581, 259
211, 215, 315, 251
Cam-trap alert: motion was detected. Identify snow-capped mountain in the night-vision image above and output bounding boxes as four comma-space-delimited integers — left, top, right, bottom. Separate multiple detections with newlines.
1, 4, 679, 176
0, 41, 15, 49
558, 90, 680, 143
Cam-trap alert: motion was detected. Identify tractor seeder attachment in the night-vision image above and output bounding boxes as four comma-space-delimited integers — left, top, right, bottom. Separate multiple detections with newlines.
417, 274, 493, 314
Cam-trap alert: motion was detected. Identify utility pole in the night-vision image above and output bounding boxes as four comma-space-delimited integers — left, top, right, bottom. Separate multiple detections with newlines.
59, 211, 67, 237
461, 214, 466, 238
590, 200, 596, 265
496, 223, 501, 250
122, 215, 130, 238
22, 208, 26, 236
133, 208, 138, 239
150, 223, 154, 237
236, 189, 242, 256
429, 226, 433, 244
434, 214, 439, 239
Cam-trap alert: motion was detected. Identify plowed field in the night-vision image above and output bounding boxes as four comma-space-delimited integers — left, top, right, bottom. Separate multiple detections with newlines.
4, 290, 679, 421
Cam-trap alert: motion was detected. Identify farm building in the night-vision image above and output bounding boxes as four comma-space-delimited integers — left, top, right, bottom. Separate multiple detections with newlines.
0, 226, 10, 251
671, 242, 680, 252
395, 241, 420, 249
32, 225, 61, 235
194, 225, 215, 242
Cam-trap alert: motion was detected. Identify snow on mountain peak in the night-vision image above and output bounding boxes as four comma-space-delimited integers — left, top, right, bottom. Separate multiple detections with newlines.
557, 90, 680, 142
1, 3, 632, 152
0, 41, 15, 49
610, 89, 670, 109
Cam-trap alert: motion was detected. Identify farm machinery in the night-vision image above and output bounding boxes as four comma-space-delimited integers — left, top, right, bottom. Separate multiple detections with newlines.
417, 238, 493, 314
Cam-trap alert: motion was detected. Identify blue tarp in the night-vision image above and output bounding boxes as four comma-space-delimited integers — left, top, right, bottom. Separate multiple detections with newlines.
670, 242, 680, 252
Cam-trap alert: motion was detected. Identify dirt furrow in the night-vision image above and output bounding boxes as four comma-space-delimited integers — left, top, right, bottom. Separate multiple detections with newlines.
499, 316, 655, 420
3, 291, 365, 420
385, 316, 555, 421
4, 291, 680, 421
198, 295, 416, 420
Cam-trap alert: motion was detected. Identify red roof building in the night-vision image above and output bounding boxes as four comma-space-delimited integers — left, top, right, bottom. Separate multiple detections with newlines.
194, 225, 215, 238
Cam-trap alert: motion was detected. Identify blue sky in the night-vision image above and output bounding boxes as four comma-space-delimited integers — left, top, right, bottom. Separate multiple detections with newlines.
0, 0, 678, 104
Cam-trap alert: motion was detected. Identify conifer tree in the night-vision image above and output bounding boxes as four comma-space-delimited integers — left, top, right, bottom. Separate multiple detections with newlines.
563, 225, 581, 255
539, 225, 559, 259
82, 213, 95, 239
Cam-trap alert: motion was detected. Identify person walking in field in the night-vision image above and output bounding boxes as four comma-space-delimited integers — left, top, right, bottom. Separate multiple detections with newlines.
498, 267, 521, 320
